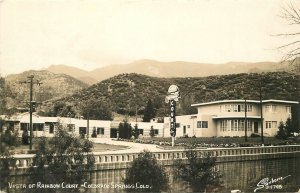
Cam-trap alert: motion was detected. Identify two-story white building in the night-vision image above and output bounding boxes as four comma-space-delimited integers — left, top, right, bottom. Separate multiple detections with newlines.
163, 99, 298, 137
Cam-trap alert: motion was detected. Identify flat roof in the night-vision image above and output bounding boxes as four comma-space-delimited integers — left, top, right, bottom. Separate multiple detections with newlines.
191, 99, 299, 107
212, 115, 261, 119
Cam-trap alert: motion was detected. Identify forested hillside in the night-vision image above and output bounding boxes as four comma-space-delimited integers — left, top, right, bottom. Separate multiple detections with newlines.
5, 70, 89, 109
39, 72, 300, 119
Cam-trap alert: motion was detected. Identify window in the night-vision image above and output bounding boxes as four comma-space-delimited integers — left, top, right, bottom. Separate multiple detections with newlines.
176, 123, 180, 128
225, 105, 231, 112
220, 120, 230, 132
183, 126, 186, 134
79, 127, 86, 134
265, 105, 276, 112
67, 124, 75, 132
241, 105, 245, 112
233, 120, 238, 131
247, 121, 252, 131
49, 123, 55, 134
247, 104, 252, 112
266, 121, 277, 129
220, 120, 226, 132
33, 123, 44, 131
202, 121, 208, 128
187, 125, 190, 128
265, 105, 271, 112
154, 129, 159, 135
233, 105, 238, 112
20, 123, 29, 131
266, 121, 272, 129
97, 127, 104, 135
138, 129, 144, 135
197, 121, 208, 128
197, 121, 201, 128
239, 120, 245, 131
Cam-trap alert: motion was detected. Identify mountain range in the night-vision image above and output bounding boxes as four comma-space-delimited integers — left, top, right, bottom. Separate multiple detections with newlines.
39, 72, 300, 120
46, 59, 293, 85
3, 59, 297, 115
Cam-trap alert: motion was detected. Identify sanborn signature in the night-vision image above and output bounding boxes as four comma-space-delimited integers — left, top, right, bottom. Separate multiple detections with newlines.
254, 175, 291, 192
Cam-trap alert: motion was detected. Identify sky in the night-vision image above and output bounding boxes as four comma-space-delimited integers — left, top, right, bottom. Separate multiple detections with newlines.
0, 0, 298, 76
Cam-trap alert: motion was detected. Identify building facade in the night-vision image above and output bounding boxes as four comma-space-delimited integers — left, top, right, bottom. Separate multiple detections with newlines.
1, 99, 298, 139
0, 113, 164, 138
163, 99, 298, 137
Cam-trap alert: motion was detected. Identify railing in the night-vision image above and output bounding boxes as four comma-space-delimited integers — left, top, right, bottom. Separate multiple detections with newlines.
10, 145, 300, 168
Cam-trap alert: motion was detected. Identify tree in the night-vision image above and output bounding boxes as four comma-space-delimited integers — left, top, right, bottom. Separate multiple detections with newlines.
22, 127, 29, 145
132, 124, 139, 139
143, 99, 156, 122
123, 151, 169, 192
27, 125, 95, 193
276, 121, 288, 140
178, 95, 197, 115
0, 142, 14, 192
81, 99, 113, 120
277, 3, 300, 74
276, 118, 297, 139
0, 78, 19, 189
91, 127, 97, 138
149, 126, 155, 138
285, 117, 295, 135
0, 120, 16, 192
118, 120, 132, 139
174, 146, 223, 192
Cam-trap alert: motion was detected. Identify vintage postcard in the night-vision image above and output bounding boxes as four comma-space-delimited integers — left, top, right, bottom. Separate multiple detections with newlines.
0, 0, 299, 193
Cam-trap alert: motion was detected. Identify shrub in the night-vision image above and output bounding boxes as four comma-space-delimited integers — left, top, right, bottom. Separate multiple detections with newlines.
124, 151, 169, 192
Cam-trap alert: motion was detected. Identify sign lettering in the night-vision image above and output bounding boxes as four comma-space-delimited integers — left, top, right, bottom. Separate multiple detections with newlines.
170, 99, 176, 137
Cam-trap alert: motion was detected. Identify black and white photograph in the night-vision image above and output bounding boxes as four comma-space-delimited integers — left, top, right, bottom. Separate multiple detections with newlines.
0, 0, 299, 192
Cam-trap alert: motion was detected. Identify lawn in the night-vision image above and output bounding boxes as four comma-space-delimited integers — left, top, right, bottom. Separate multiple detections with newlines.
12, 141, 127, 154
93, 143, 127, 152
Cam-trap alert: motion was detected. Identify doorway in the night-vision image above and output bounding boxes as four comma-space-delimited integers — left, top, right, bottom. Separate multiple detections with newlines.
254, 121, 259, 133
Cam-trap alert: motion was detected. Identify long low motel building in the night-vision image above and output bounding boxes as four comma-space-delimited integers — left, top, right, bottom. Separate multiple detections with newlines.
1, 113, 164, 138
163, 99, 299, 137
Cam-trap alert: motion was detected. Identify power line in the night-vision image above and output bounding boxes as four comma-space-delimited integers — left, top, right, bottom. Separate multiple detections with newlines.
19, 75, 42, 150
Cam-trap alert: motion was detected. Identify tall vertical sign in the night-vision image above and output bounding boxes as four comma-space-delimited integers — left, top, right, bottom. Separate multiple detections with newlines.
170, 99, 176, 137
165, 85, 180, 147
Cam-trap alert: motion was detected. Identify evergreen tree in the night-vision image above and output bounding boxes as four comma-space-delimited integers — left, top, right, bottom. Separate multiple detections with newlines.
118, 120, 132, 139
91, 128, 97, 138
174, 145, 223, 192
143, 99, 155, 122
124, 151, 169, 192
132, 124, 139, 139
276, 121, 288, 139
285, 117, 294, 136
149, 126, 155, 138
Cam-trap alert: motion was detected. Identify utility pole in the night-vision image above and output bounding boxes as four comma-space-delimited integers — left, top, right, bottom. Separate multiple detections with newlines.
20, 75, 42, 150
87, 111, 89, 139
260, 81, 264, 145
244, 98, 248, 142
